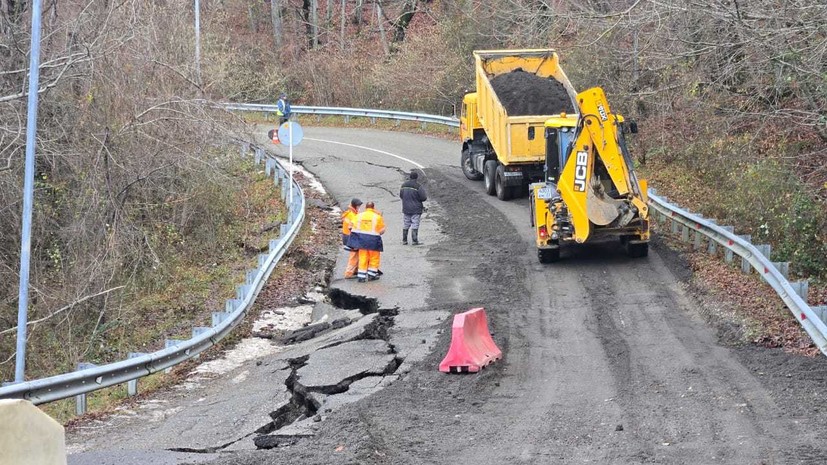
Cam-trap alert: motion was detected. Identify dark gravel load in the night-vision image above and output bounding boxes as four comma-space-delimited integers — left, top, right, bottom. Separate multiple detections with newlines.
490, 69, 575, 116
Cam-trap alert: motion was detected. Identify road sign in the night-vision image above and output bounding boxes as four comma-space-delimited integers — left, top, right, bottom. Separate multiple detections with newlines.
277, 121, 303, 147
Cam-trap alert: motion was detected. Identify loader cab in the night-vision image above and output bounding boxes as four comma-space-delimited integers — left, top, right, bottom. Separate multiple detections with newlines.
460, 93, 480, 142
543, 115, 578, 184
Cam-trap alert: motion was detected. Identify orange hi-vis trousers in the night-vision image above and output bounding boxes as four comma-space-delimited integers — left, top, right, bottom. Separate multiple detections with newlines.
345, 249, 358, 277
357, 249, 381, 279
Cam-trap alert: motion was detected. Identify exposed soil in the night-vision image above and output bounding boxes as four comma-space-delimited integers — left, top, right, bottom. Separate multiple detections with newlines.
490, 69, 575, 116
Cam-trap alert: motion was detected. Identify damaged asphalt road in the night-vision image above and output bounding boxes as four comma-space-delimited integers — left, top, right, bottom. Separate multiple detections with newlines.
70, 127, 827, 465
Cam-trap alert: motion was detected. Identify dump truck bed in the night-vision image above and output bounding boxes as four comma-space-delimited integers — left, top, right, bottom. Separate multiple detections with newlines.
474, 49, 578, 165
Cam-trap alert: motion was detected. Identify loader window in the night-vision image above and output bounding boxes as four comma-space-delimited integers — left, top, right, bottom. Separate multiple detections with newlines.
558, 128, 575, 168
545, 128, 559, 182
528, 126, 536, 140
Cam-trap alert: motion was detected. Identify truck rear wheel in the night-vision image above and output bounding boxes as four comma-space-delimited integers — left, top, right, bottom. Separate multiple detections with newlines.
538, 248, 560, 263
495, 165, 513, 201
461, 148, 483, 181
484, 160, 497, 196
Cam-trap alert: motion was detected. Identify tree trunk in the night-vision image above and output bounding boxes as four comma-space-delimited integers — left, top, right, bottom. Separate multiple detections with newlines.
339, 0, 345, 49
270, 0, 283, 49
311, 0, 319, 48
392, 0, 417, 43
353, 0, 363, 29
376, 1, 389, 56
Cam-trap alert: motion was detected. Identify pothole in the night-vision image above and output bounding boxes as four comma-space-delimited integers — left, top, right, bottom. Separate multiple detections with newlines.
328, 288, 379, 314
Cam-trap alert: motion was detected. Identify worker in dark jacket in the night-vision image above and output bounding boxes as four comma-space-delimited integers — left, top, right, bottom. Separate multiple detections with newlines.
399, 170, 428, 245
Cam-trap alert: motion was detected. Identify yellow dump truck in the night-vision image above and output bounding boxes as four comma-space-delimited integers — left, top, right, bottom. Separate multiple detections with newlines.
530, 87, 650, 262
460, 49, 579, 200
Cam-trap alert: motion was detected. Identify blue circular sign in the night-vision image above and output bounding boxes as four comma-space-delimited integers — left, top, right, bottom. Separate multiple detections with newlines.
277, 122, 304, 147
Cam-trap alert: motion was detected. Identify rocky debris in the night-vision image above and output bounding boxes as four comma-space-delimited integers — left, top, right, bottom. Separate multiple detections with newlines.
306, 198, 334, 210
490, 69, 574, 116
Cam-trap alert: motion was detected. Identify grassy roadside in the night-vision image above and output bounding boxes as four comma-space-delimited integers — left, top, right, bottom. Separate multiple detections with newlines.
640, 159, 826, 355
34, 153, 287, 424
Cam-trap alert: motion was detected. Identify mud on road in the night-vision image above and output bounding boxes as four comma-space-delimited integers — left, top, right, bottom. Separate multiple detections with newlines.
217, 164, 827, 465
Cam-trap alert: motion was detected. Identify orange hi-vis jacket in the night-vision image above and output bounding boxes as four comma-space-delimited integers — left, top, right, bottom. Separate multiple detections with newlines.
347, 208, 386, 252
342, 206, 359, 237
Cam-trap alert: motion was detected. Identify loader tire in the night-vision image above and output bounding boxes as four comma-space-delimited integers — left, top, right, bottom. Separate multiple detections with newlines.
538, 248, 560, 263
627, 242, 649, 258
461, 148, 483, 181
484, 160, 498, 196
495, 165, 513, 201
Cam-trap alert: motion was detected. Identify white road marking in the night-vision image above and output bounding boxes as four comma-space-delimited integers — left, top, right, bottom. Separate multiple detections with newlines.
304, 137, 425, 169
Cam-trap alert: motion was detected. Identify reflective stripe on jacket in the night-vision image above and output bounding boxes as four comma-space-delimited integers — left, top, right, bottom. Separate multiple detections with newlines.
276, 98, 291, 117
347, 208, 385, 252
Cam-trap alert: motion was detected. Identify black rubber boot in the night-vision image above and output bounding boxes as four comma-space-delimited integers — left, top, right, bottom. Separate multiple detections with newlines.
402, 228, 409, 245
412, 229, 422, 246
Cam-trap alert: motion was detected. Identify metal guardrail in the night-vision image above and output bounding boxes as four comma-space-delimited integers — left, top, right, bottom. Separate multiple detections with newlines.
220, 103, 461, 128
648, 189, 827, 355
0, 143, 305, 406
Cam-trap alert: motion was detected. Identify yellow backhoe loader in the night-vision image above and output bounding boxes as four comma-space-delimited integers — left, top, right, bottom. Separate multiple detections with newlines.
530, 87, 650, 263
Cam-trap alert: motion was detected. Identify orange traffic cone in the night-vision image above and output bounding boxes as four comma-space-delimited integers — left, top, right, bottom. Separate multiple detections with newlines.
268, 128, 280, 144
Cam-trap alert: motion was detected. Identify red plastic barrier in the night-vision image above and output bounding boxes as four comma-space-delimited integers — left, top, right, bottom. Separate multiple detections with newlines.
439, 308, 502, 373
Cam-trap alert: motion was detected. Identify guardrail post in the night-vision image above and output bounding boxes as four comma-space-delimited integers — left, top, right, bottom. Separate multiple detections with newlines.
421, 121, 427, 130
237, 284, 252, 301
681, 223, 690, 242
126, 353, 147, 397
254, 148, 263, 165
670, 218, 679, 234
772, 262, 790, 279
693, 228, 703, 250
75, 362, 97, 415
344, 115, 350, 124
813, 306, 827, 324
226, 299, 242, 313
395, 119, 401, 127
370, 117, 376, 125
246, 269, 258, 285
212, 311, 230, 327
790, 280, 809, 301
735, 235, 752, 272
164, 339, 186, 374
191, 327, 211, 360
280, 224, 288, 237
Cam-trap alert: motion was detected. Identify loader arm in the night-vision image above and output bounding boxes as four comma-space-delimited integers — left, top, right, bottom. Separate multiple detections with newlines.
557, 87, 649, 243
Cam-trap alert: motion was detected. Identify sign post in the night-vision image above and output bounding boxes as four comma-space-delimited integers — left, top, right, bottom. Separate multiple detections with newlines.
16, 0, 44, 383
277, 122, 304, 214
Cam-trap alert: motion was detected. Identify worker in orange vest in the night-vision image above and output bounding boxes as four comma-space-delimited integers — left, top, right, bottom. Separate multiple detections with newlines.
341, 198, 362, 279
348, 201, 386, 282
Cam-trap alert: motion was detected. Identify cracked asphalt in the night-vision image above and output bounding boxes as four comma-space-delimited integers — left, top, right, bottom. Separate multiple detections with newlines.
68, 126, 827, 464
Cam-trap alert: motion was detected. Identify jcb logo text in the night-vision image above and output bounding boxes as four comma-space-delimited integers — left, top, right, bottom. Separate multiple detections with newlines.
574, 151, 588, 192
